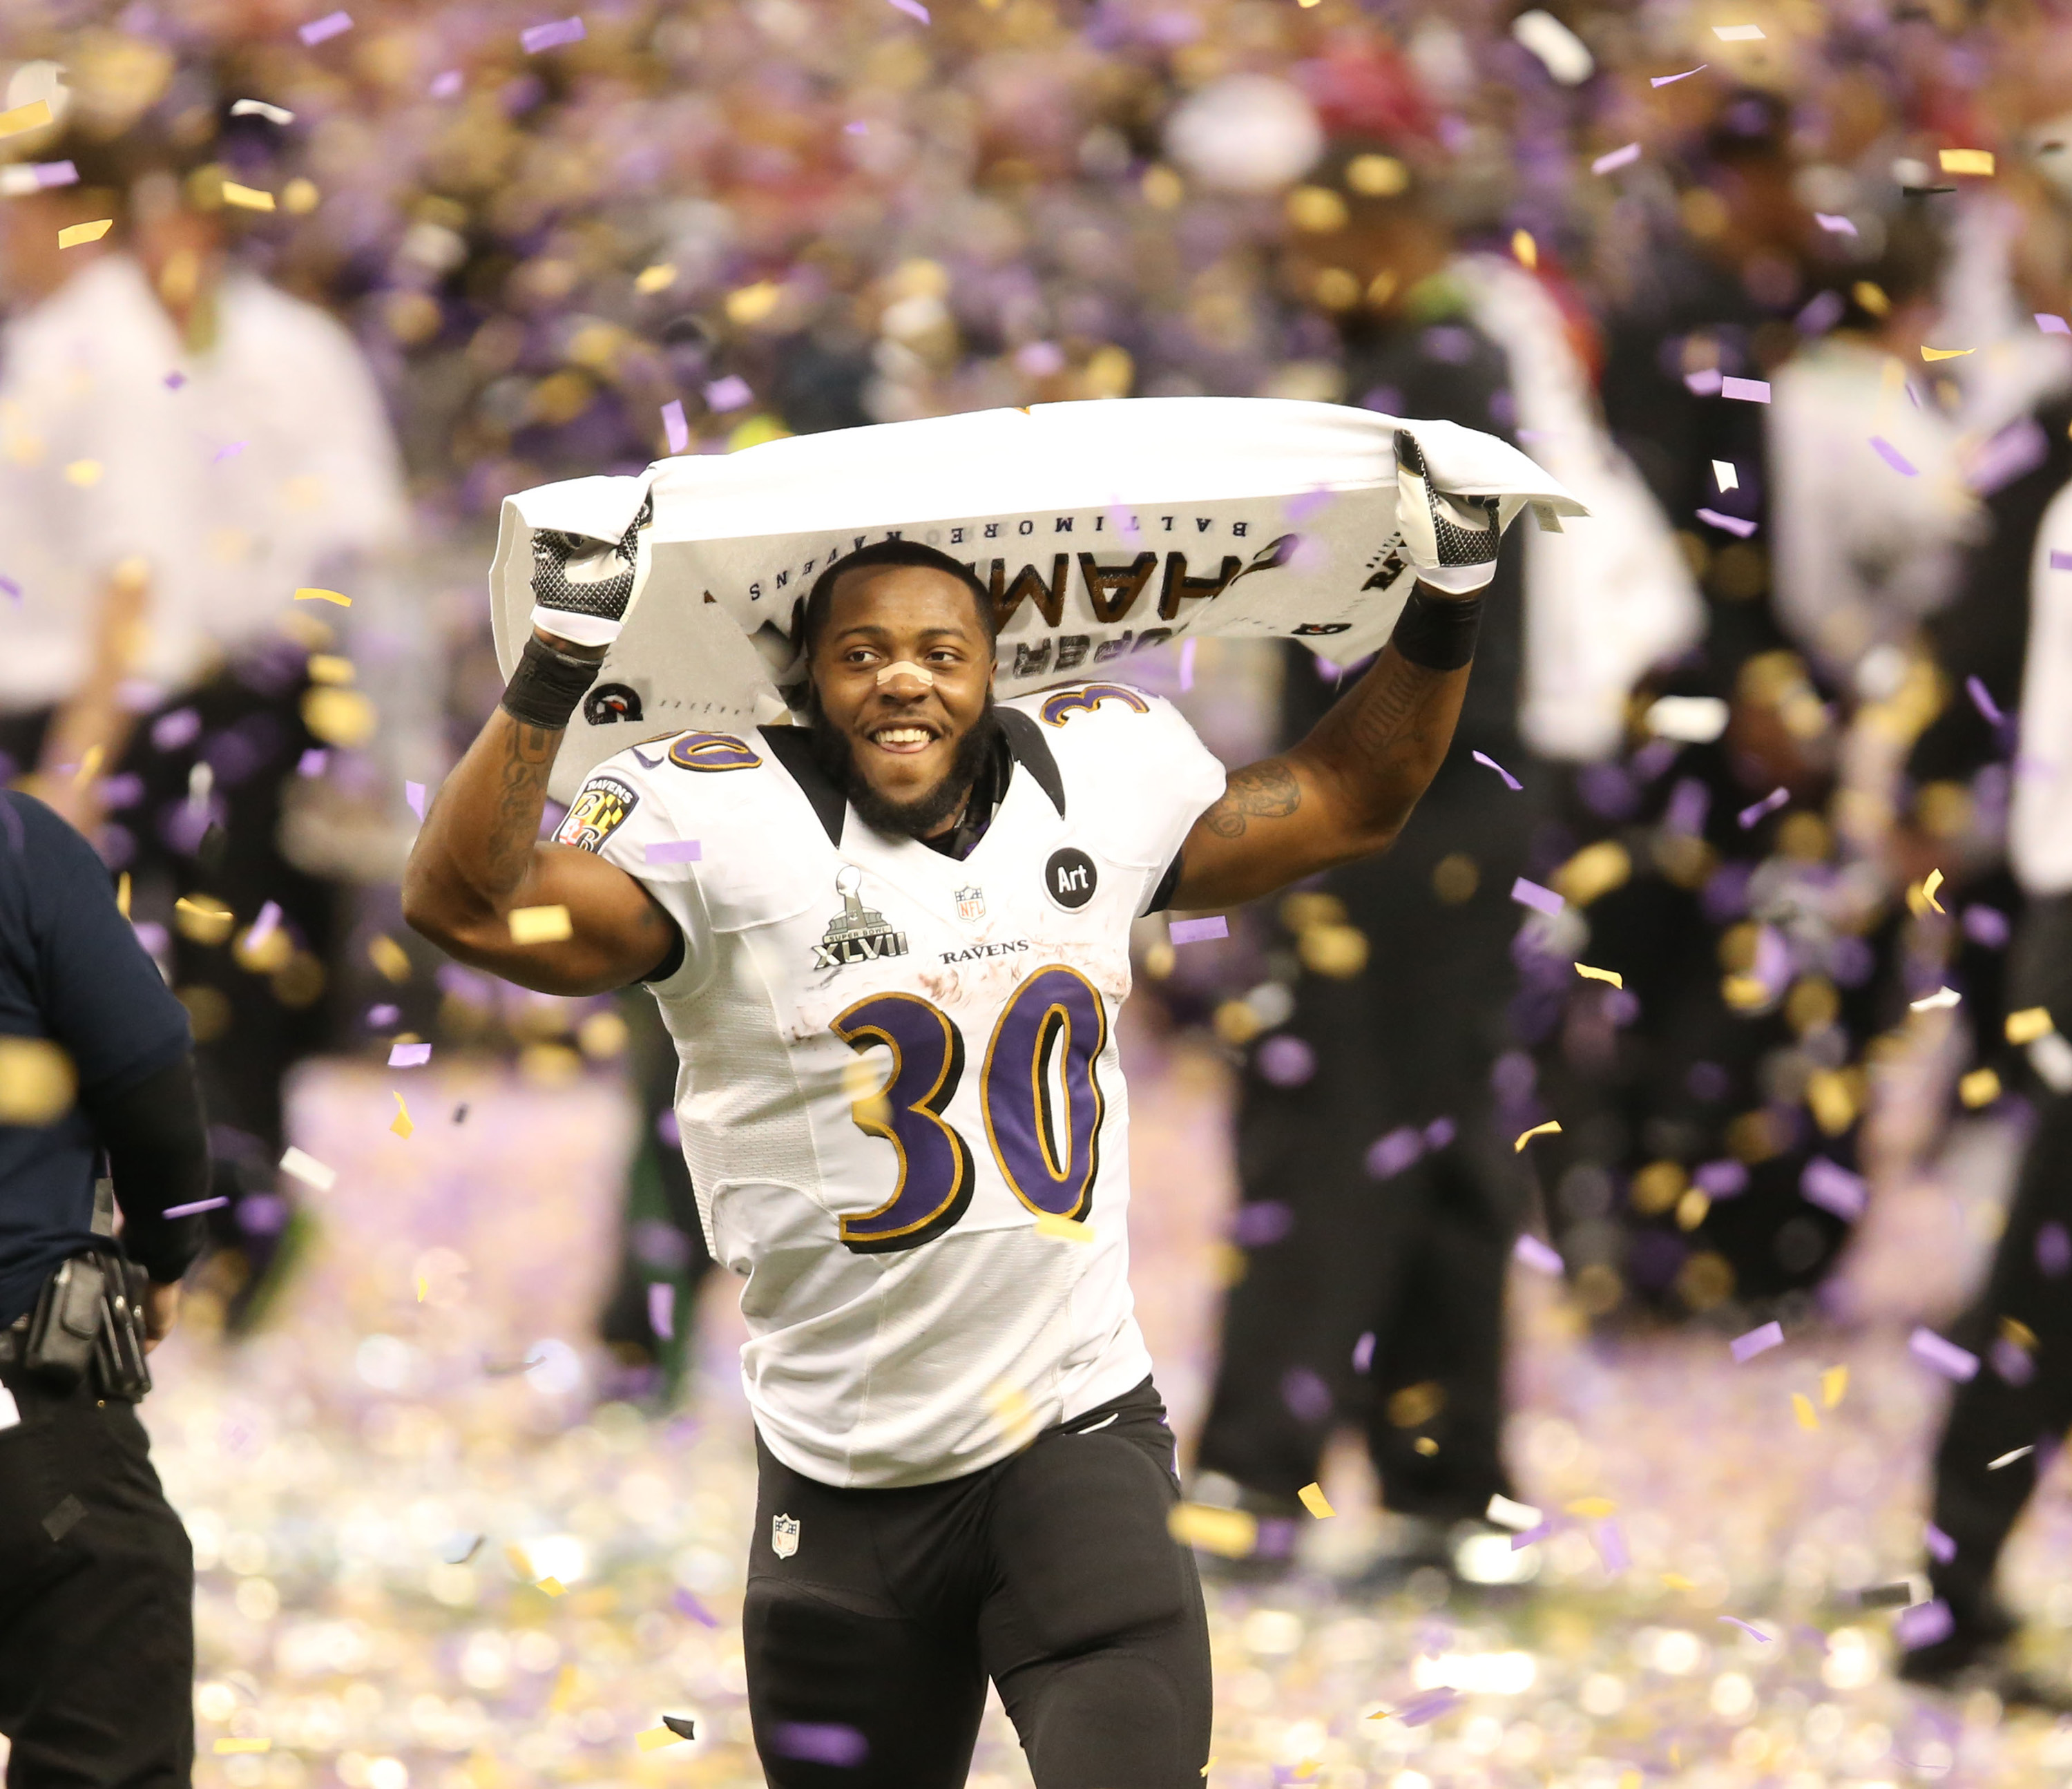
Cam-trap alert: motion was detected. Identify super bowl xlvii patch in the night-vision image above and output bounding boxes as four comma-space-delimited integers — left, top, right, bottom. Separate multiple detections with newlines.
556, 774, 639, 854
771, 1513, 799, 1559
813, 867, 909, 970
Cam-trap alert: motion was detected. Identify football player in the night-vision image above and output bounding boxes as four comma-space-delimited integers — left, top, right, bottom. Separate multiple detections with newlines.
403, 432, 1510, 1788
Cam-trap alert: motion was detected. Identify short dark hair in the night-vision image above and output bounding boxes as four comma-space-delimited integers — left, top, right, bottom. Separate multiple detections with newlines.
798, 539, 997, 656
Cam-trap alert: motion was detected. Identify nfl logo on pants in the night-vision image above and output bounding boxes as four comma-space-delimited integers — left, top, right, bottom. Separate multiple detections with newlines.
771, 1513, 800, 1559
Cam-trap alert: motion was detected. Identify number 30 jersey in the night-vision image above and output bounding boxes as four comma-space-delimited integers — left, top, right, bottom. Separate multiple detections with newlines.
561, 685, 1227, 1488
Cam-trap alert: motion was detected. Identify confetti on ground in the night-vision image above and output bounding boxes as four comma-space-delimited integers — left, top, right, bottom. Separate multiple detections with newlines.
1737, 787, 1789, 827
1988, 1445, 2035, 1470
1870, 437, 1919, 475
1720, 376, 1770, 403
1591, 143, 1640, 175
661, 399, 689, 454
645, 839, 702, 863
1792, 1393, 1819, 1431
509, 904, 574, 944
1731, 1321, 1784, 1363
1650, 65, 1707, 85
163, 1196, 231, 1219
1033, 1213, 1093, 1242
1471, 749, 1523, 790
1909, 1328, 1979, 1381
1696, 507, 1758, 537
1712, 459, 1738, 490
388, 1042, 432, 1067
1514, 1233, 1564, 1273
1169, 916, 1229, 944
279, 1147, 337, 1192
57, 220, 113, 248
1939, 148, 1994, 175
294, 586, 351, 605
521, 17, 587, 52
390, 1093, 414, 1139
1713, 22, 1765, 38
1910, 986, 1961, 1012
1513, 1120, 1562, 1153
1510, 877, 1563, 917
0, 99, 53, 137
1574, 963, 1622, 988
1168, 1502, 1257, 1557
298, 11, 354, 46
42, 1495, 86, 1541
222, 181, 276, 211
1297, 1482, 1335, 1518
1814, 212, 1858, 236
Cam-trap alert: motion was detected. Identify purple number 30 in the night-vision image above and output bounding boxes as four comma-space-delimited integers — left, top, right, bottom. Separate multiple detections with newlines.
830, 967, 1109, 1254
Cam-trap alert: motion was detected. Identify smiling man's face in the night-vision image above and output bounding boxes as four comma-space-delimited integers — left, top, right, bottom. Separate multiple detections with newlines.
807, 564, 998, 839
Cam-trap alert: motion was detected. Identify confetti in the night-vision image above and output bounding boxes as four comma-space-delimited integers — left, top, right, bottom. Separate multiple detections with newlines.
648, 1282, 675, 1339
1591, 143, 1641, 175
1512, 228, 1537, 269
1512, 10, 1594, 84
221, 181, 276, 211
661, 399, 689, 454
509, 903, 574, 944
42, 1494, 87, 1540
1387, 1688, 1462, 1728
1574, 963, 1622, 988
298, 748, 328, 776
1647, 694, 1729, 741
1650, 65, 1707, 86
1513, 1120, 1561, 1152
295, 586, 352, 605
1514, 1234, 1564, 1273
1033, 1212, 1092, 1242
1987, 1444, 2034, 1470
1352, 1330, 1375, 1371
57, 220, 113, 249
1712, 22, 1765, 38
1471, 749, 1522, 790
390, 1093, 414, 1139
1897, 1598, 1955, 1648
1720, 376, 1770, 403
704, 374, 754, 410
1731, 1321, 1783, 1363
1510, 877, 1563, 917
1296, 1482, 1336, 1518
2007, 1007, 2055, 1044
231, 99, 296, 124
1901, 184, 1957, 197
645, 839, 702, 863
1859, 1581, 1917, 1608
1869, 437, 1918, 476
1486, 1494, 1543, 1530
1959, 1066, 2002, 1107
1737, 787, 1788, 828
1711, 459, 1739, 490
1169, 916, 1229, 944
1792, 1392, 1819, 1431
635, 263, 678, 294
1167, 1502, 1258, 1557
1921, 867, 1946, 913
405, 780, 426, 821
673, 1588, 718, 1626
1696, 506, 1757, 537
298, 12, 354, 46
442, 1533, 484, 1563
521, 17, 587, 52
772, 1724, 868, 1767
163, 1196, 231, 1219
0, 99, 54, 138
280, 1147, 337, 1191
1909, 985, 1961, 1012
2039, 314, 2071, 336
887, 0, 932, 19
430, 70, 463, 97
1821, 1364, 1848, 1407
1814, 212, 1858, 236
1178, 638, 1196, 691
636, 1728, 687, 1751
1925, 1522, 1957, 1563
1719, 1616, 1773, 1641
387, 1042, 432, 1067
535, 1576, 566, 1596
1965, 675, 2004, 724
1920, 345, 1973, 361
1939, 148, 1994, 176
1909, 1327, 1979, 1381
213, 1740, 271, 1755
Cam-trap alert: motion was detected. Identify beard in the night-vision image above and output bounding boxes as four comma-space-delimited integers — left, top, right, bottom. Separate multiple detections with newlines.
807, 695, 1001, 841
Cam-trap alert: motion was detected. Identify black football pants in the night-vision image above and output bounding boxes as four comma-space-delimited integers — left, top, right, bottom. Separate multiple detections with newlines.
742, 1377, 1211, 1788
0, 1358, 194, 1788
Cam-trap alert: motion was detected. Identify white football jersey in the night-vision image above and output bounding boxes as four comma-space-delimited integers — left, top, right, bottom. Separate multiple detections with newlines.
559, 684, 1227, 1487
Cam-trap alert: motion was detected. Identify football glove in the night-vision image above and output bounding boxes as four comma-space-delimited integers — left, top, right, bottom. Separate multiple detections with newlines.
528, 493, 654, 648
1392, 429, 1502, 597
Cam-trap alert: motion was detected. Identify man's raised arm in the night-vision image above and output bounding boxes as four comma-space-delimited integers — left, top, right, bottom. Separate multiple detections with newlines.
1171, 432, 1502, 910
402, 629, 679, 996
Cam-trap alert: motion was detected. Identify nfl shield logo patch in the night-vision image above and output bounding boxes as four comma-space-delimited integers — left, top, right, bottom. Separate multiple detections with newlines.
955, 885, 986, 923
771, 1513, 800, 1560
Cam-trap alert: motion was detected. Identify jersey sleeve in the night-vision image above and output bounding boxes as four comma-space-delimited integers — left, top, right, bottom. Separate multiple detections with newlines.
1131, 696, 1227, 912
552, 751, 716, 990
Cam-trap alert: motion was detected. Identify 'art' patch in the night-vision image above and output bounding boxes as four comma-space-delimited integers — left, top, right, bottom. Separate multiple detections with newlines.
557, 774, 639, 853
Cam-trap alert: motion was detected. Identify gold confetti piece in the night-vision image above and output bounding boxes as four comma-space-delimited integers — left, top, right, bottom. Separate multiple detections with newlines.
984, 1380, 1040, 1448
509, 903, 574, 944
174, 895, 236, 946
1566, 1495, 1617, 1517
0, 1036, 77, 1125
1921, 346, 1974, 361
221, 181, 276, 211
213, 1740, 272, 1754
1033, 1212, 1091, 1243
1167, 1502, 1258, 1558
73, 744, 103, 785
294, 586, 352, 606
367, 933, 412, 982
1792, 1392, 1819, 1431
635, 263, 678, 294
64, 459, 102, 486
391, 1093, 414, 1139
1575, 963, 1623, 988
57, 220, 113, 249
549, 1665, 579, 1713
0, 99, 54, 137
1413, 1436, 1439, 1455
1296, 1482, 1335, 1519
1512, 227, 1537, 269
505, 1544, 532, 1577
415, 1274, 428, 1301
1514, 1120, 1562, 1152
1662, 1572, 1696, 1589
535, 1576, 566, 1597
1939, 148, 1995, 176
1853, 280, 1890, 318
2008, 1006, 2055, 1044
1959, 1067, 2002, 1108
306, 653, 355, 684
2002, 1314, 2037, 1348
1821, 1364, 1848, 1408
636, 1728, 686, 1751
1907, 868, 1947, 917
116, 873, 131, 919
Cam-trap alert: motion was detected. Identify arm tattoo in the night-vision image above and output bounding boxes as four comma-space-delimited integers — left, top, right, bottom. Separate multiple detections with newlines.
1201, 758, 1302, 839
486, 720, 558, 888
1307, 647, 1459, 832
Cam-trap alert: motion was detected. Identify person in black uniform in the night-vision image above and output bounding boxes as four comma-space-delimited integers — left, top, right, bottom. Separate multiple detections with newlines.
0, 790, 211, 1788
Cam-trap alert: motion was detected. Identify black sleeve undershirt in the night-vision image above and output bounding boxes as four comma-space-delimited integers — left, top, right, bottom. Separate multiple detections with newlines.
80, 1050, 211, 1285
1142, 853, 1185, 917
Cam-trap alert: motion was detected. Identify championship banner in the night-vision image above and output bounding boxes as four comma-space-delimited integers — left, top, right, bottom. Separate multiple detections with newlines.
489, 397, 1587, 803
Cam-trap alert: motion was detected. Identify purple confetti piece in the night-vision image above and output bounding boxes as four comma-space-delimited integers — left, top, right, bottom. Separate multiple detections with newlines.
1719, 1616, 1773, 1642
645, 839, 702, 863
2051, 550, 2072, 571
1514, 1234, 1564, 1274
1870, 437, 1918, 476
1720, 376, 1771, 403
648, 1281, 675, 1340
660, 399, 689, 455
1966, 675, 2004, 725
1910, 1327, 1979, 1381
0, 574, 19, 603
1801, 1156, 1868, 1221
1282, 486, 1333, 522
1962, 903, 2009, 948
673, 1586, 718, 1626
211, 442, 245, 464
162, 1195, 231, 1219
1512, 1520, 1551, 1549
844, 120, 867, 135
1897, 1598, 1955, 1649
1966, 416, 2048, 495
1989, 1338, 2035, 1386
1231, 1201, 1294, 1247
1696, 506, 1758, 537
163, 370, 187, 390
704, 374, 753, 411
430, 70, 463, 97
520, 17, 586, 52
1665, 777, 1709, 836
885, 0, 931, 19
247, 900, 282, 950
1178, 638, 1196, 691
1796, 289, 1846, 335
405, 780, 425, 821
33, 160, 78, 189
1256, 1034, 1316, 1087
1510, 877, 1564, 917
1396, 1688, 1461, 1728
1737, 786, 1788, 829
1471, 749, 1523, 791
1651, 64, 1707, 85
1591, 142, 1642, 175
298, 10, 353, 46
151, 707, 202, 752
1684, 367, 1723, 395
2037, 1221, 2071, 1278
1423, 1115, 1455, 1149
388, 1042, 432, 1067
1924, 1522, 1957, 1563
1280, 1366, 1333, 1423
1594, 1520, 1630, 1573
2038, 313, 2071, 336
367, 1003, 401, 1026
296, 747, 327, 777
772, 1723, 870, 1767
1814, 211, 1858, 236
1695, 1159, 1749, 1197
1352, 1330, 1376, 1372
1731, 1321, 1784, 1363
1169, 916, 1228, 944
1365, 1126, 1425, 1180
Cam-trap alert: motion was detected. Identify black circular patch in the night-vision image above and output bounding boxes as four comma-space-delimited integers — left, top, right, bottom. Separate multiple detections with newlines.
583, 682, 644, 725
1044, 847, 1098, 910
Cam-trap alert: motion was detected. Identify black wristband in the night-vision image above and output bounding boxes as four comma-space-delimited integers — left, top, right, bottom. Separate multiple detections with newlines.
1389, 586, 1484, 671
501, 634, 604, 729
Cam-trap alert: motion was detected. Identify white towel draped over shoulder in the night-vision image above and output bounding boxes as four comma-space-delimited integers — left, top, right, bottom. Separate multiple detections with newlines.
489, 397, 1586, 803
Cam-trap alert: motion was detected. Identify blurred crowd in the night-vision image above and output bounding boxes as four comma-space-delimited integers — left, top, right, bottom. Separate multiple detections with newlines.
4, 0, 2072, 1579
